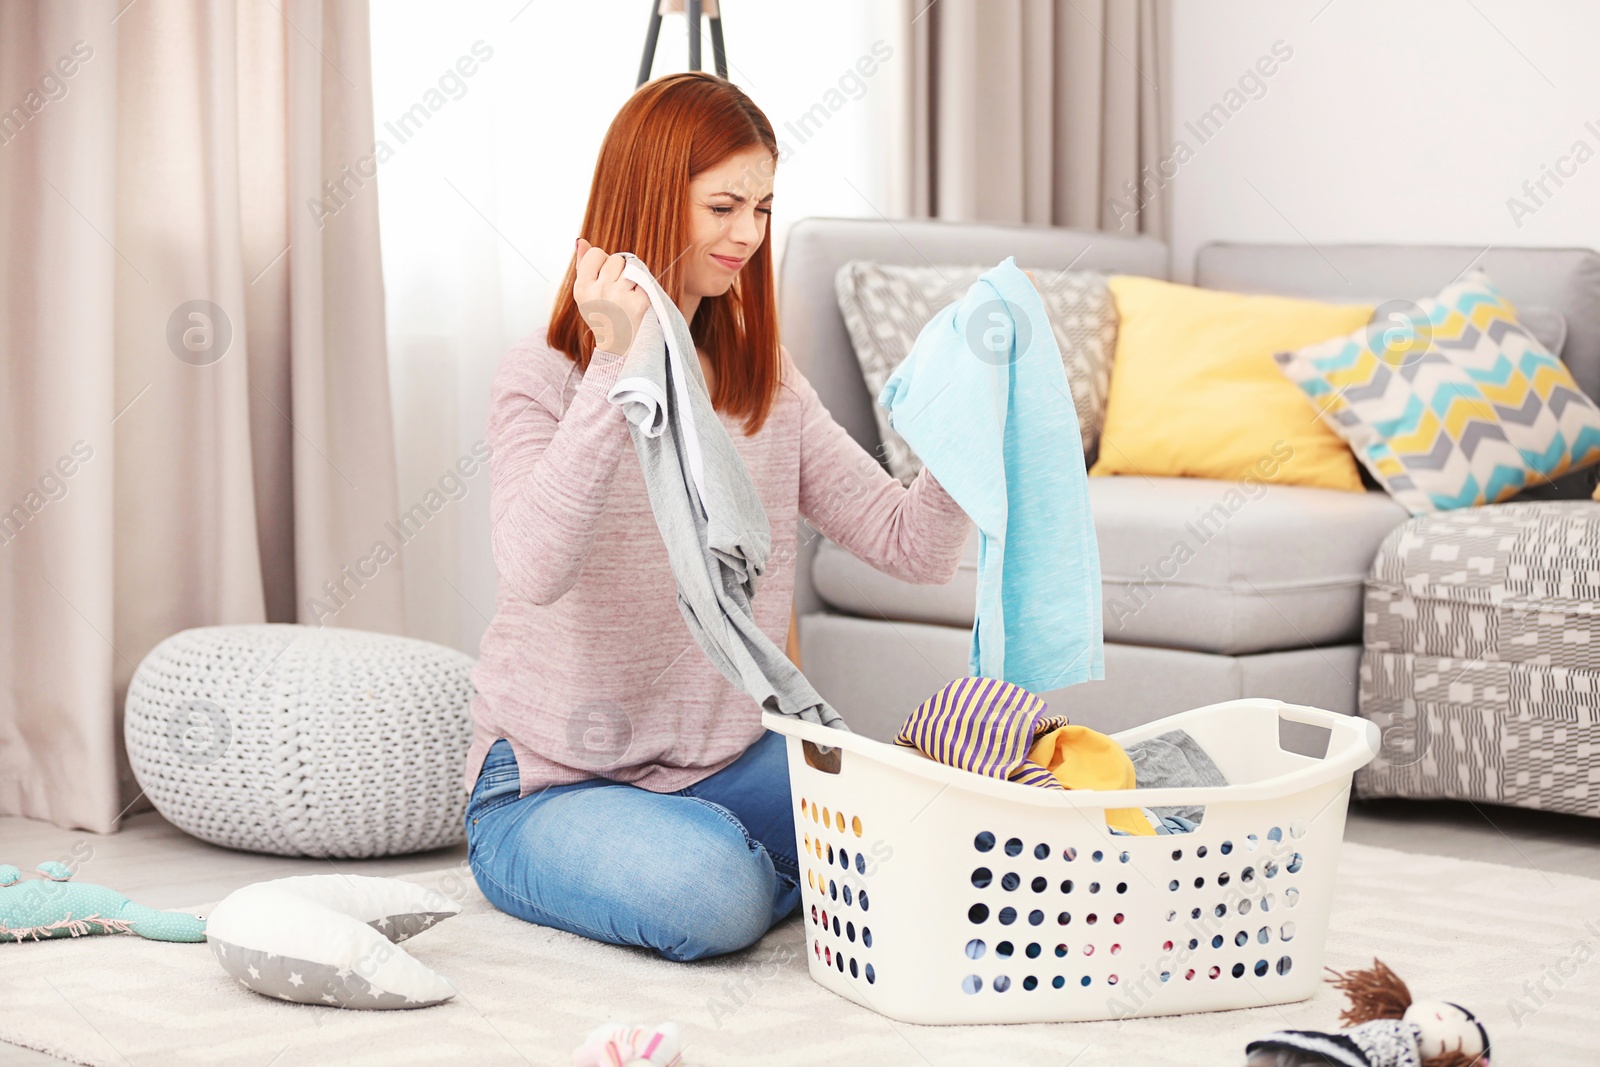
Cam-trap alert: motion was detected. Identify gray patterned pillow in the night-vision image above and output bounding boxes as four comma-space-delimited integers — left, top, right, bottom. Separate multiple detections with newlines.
835, 261, 1116, 483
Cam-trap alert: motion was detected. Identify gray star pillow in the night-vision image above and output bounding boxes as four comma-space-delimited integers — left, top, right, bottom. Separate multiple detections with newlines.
835, 260, 1117, 483
205, 874, 460, 1009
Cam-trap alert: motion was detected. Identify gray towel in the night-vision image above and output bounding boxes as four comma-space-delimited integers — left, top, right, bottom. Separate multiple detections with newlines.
1126, 728, 1227, 823
605, 252, 848, 731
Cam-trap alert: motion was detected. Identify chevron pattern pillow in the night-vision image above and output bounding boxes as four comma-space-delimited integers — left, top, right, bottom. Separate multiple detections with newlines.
835, 261, 1115, 483
1274, 270, 1600, 513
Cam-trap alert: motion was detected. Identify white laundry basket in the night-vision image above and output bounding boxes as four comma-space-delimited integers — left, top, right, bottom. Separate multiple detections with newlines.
762, 697, 1380, 1025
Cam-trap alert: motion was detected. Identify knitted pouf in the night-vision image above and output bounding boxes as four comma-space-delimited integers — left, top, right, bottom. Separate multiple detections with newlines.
124, 624, 476, 858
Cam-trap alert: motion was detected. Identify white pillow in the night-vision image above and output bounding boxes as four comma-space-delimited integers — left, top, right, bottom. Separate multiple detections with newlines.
205, 874, 461, 1009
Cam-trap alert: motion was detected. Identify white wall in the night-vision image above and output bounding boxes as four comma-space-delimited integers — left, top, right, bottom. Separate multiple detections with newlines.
1167, 0, 1600, 281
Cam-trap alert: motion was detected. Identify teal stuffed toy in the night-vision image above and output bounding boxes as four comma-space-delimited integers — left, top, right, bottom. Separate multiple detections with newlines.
0, 861, 207, 943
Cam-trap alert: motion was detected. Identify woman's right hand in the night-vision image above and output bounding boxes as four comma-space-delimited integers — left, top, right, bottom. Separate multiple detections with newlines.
573, 237, 651, 357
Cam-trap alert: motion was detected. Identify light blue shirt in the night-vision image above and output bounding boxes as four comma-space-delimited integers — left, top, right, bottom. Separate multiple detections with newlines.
877, 256, 1104, 692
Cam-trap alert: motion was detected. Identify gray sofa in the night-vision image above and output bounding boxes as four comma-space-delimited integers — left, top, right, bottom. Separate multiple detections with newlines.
778, 216, 1600, 743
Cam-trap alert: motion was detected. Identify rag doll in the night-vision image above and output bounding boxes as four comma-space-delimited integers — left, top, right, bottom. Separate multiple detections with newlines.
1245, 959, 1489, 1067
1, 861, 206, 943
572, 1020, 683, 1066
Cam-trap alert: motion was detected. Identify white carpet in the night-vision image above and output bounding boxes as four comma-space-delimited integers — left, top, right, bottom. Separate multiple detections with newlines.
2, 842, 1595, 1066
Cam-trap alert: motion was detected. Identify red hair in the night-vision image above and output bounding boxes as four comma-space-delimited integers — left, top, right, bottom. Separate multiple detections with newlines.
547, 72, 781, 437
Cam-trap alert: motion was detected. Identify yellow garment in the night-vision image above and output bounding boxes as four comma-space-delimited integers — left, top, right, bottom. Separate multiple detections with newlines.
1088, 276, 1373, 491
1027, 723, 1153, 836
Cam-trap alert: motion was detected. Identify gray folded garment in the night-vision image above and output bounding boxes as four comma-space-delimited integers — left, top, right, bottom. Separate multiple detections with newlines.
605, 251, 849, 731
1126, 728, 1227, 822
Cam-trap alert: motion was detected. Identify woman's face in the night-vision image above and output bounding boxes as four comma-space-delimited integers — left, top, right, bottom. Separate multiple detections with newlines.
681, 144, 774, 305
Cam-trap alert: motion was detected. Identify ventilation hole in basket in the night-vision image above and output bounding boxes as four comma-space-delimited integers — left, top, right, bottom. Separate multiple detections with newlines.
836, 812, 845, 833
810, 905, 817, 924
1116, 882, 1128, 895
839, 849, 849, 870
990, 940, 1011, 959
1026, 942, 1042, 959
1239, 898, 1252, 915
847, 921, 856, 942
963, 974, 982, 994
1001, 872, 1021, 891
843, 885, 853, 906
837, 953, 845, 973
800, 797, 807, 814
1241, 866, 1255, 882
863, 927, 872, 948
1063, 847, 1078, 862
1261, 893, 1275, 912
1032, 876, 1048, 893
994, 975, 1011, 992
1110, 943, 1122, 956
824, 946, 832, 966
972, 867, 993, 889
1055, 943, 1069, 957
807, 871, 815, 890
1119, 851, 1131, 863
1264, 861, 1280, 879
1196, 845, 1208, 859
1232, 962, 1246, 978
822, 806, 830, 826
998, 907, 1017, 925
1090, 882, 1101, 894
1108, 974, 1119, 985
1257, 926, 1270, 944
1188, 938, 1199, 951
827, 844, 834, 864
833, 916, 841, 936
969, 903, 989, 923
1166, 910, 1178, 922
1171, 849, 1183, 861
1211, 935, 1224, 949
1169, 879, 1179, 892
1267, 826, 1282, 843
1185, 969, 1196, 981
850, 957, 859, 978
1246, 834, 1259, 850
1057, 911, 1071, 926
1277, 956, 1292, 976
1285, 888, 1299, 908
1161, 971, 1172, 983
1218, 872, 1231, 887
1191, 907, 1202, 920
1081, 975, 1092, 987
861, 891, 870, 911
1214, 904, 1227, 918
854, 853, 865, 875
866, 962, 876, 984
1083, 944, 1094, 956
1221, 840, 1233, 855
852, 815, 863, 837
1281, 922, 1296, 941
1053, 975, 1066, 989
1208, 966, 1221, 979
1235, 931, 1250, 947
1023, 975, 1038, 991
1029, 910, 1045, 925
975, 831, 995, 852
1288, 853, 1303, 874
811, 805, 820, 824
1194, 877, 1205, 889
1163, 940, 1174, 952
1034, 842, 1051, 860
829, 880, 837, 901
1062, 879, 1075, 894
1092, 850, 1104, 862
965, 938, 986, 960
1258, 958, 1272, 977
803, 832, 810, 852
1086, 913, 1098, 925
1114, 913, 1126, 925
1289, 819, 1306, 840
1005, 838, 1024, 857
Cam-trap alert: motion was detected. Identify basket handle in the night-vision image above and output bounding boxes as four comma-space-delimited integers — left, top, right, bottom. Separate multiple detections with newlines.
802, 739, 842, 774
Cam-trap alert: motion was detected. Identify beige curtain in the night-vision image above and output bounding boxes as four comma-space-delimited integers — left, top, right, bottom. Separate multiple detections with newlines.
0, 0, 403, 833
890, 0, 1171, 237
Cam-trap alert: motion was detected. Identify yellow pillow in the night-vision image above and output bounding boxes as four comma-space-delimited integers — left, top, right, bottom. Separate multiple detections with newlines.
1089, 276, 1373, 490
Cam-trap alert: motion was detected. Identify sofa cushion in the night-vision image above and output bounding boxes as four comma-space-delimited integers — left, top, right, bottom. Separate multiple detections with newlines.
811, 475, 1411, 656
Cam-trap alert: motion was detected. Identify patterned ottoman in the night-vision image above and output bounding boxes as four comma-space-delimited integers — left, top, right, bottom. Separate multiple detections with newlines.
1358, 501, 1600, 817
125, 624, 476, 857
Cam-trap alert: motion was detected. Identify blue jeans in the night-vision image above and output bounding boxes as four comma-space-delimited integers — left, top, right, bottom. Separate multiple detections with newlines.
464, 730, 801, 961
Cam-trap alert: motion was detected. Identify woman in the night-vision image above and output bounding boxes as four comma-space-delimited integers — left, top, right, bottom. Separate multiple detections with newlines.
462, 72, 972, 962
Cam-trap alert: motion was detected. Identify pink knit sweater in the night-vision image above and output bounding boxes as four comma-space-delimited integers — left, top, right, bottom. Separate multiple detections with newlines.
461, 323, 973, 799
